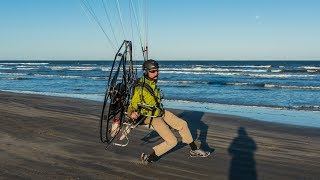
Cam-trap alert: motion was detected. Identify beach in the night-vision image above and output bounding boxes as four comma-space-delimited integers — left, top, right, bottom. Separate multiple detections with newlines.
0, 91, 319, 180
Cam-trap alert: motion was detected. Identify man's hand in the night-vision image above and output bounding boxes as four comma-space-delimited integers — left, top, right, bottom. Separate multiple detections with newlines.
129, 111, 139, 120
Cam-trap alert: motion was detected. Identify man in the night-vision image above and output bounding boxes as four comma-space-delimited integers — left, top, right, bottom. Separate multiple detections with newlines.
128, 59, 210, 164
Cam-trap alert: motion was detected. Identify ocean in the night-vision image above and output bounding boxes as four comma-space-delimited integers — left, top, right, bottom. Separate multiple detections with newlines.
1, 60, 319, 128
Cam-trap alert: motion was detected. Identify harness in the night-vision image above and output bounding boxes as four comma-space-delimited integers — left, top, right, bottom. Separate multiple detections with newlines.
133, 78, 164, 128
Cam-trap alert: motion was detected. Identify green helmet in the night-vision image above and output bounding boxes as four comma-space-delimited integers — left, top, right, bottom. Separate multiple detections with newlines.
143, 59, 159, 70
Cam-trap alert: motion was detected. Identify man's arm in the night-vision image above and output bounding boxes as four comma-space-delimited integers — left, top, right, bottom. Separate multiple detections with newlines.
127, 87, 142, 119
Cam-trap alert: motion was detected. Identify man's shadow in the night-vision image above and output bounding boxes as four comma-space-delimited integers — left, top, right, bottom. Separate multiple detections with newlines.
140, 110, 214, 156
228, 127, 257, 180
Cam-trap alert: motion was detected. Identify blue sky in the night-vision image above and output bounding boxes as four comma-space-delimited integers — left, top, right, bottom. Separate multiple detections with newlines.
0, 0, 319, 60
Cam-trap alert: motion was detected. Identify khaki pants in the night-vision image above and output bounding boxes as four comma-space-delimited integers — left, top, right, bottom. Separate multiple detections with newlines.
144, 110, 194, 156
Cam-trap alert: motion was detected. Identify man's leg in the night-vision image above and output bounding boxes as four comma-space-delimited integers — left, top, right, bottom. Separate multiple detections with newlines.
162, 110, 194, 144
162, 110, 211, 157
145, 117, 178, 156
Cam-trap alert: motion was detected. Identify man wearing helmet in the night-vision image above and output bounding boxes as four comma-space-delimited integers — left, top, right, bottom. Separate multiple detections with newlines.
128, 59, 210, 164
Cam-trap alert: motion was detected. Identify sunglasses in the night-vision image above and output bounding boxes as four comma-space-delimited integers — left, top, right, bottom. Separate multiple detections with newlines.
148, 69, 159, 73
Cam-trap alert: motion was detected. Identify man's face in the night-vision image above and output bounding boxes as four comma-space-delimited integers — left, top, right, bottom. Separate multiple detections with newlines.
147, 68, 159, 80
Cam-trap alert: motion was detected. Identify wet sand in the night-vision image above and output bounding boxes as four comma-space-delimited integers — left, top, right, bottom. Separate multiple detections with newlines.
0, 91, 319, 179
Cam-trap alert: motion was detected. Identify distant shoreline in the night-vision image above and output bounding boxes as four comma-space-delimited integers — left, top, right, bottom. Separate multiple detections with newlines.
2, 90, 320, 129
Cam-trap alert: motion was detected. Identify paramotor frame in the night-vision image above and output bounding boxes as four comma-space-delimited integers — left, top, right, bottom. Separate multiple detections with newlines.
100, 40, 136, 145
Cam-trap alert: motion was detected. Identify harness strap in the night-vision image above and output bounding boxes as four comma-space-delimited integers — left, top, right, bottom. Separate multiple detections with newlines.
134, 80, 163, 114
133, 78, 164, 128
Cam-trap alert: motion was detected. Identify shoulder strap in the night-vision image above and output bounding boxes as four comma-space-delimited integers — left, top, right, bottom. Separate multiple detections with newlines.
133, 78, 162, 109
133, 78, 164, 128
135, 81, 155, 97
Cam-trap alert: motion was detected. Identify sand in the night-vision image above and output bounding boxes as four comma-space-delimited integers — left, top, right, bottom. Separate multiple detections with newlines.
0, 91, 319, 180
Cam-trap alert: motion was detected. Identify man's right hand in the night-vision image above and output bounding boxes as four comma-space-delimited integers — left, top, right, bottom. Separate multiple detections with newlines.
129, 111, 139, 120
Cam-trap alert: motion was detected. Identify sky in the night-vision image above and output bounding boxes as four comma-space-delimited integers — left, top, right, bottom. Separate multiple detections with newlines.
0, 0, 320, 61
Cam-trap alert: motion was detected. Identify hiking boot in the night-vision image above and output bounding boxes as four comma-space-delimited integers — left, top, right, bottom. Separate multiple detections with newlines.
190, 149, 210, 157
140, 153, 152, 165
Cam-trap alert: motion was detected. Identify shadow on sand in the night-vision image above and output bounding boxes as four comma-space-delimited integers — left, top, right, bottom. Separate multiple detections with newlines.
140, 110, 214, 158
228, 127, 257, 180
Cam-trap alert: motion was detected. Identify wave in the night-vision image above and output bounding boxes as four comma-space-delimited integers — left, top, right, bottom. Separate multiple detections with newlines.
17, 67, 40, 70
0, 77, 30, 80
293, 105, 320, 111
0, 62, 49, 65
159, 80, 209, 85
268, 66, 320, 73
279, 69, 320, 73
160, 80, 251, 86
33, 74, 82, 79
160, 70, 316, 78
218, 65, 272, 68
244, 73, 316, 78
160, 80, 320, 90
0, 71, 105, 80
47, 66, 111, 72
0, 72, 28, 76
158, 65, 320, 76
303, 66, 320, 70
68, 67, 97, 71
101, 67, 112, 71
225, 82, 320, 90
306, 70, 319, 73
173, 65, 272, 68
226, 82, 251, 86
46, 66, 97, 71
0, 67, 12, 70
46, 66, 67, 70
163, 99, 320, 112
163, 99, 285, 110
88, 76, 107, 80
1, 90, 104, 101
263, 84, 320, 90
161, 68, 267, 73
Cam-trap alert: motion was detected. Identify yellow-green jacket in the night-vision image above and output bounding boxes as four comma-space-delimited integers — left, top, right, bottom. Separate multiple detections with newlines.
128, 76, 164, 117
